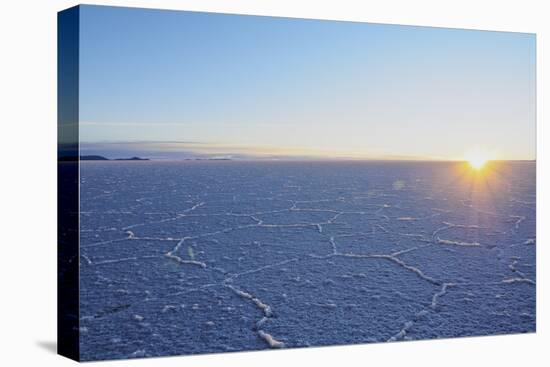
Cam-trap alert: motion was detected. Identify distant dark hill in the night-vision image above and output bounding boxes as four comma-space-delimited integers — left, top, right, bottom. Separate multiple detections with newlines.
59, 155, 108, 161
114, 157, 149, 161
59, 155, 149, 161
80, 155, 109, 161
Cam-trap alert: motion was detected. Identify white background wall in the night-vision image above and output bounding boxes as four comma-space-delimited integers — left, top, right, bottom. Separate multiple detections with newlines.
0, 1, 547, 366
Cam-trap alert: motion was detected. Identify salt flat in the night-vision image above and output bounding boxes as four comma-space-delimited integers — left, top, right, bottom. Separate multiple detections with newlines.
78, 161, 536, 361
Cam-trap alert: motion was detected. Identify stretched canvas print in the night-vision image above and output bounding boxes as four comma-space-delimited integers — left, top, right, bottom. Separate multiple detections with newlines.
58, 4, 536, 362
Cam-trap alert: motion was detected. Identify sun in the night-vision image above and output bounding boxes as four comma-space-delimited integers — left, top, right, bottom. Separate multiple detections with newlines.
468, 156, 488, 170
464, 149, 492, 170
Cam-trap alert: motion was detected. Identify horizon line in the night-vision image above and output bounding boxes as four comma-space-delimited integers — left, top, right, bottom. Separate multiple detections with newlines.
76, 140, 536, 162
73, 153, 536, 163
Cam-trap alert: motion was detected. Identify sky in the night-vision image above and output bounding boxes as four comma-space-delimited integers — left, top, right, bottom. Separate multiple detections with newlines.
78, 5, 536, 160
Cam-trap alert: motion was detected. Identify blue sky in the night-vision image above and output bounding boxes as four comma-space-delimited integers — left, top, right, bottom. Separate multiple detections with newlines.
79, 5, 536, 160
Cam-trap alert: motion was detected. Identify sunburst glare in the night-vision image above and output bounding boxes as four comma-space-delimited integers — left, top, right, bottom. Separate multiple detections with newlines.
464, 149, 494, 171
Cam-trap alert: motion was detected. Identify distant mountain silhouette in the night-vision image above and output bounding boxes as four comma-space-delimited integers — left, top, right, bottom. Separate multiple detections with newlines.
114, 157, 149, 161
59, 155, 149, 161
80, 155, 109, 161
